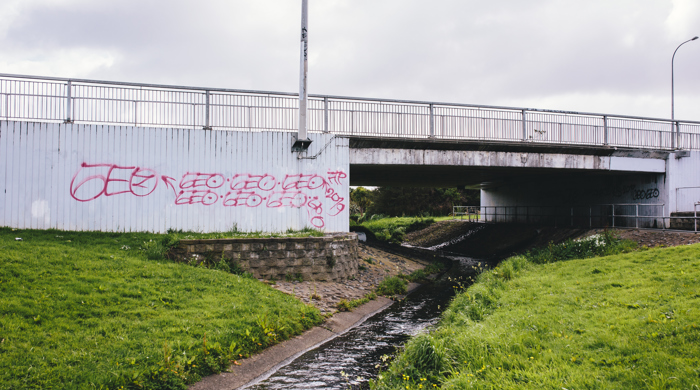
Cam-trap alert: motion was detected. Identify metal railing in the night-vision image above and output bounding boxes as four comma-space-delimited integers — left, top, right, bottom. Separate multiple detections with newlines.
2, 73, 700, 149
463, 203, 700, 231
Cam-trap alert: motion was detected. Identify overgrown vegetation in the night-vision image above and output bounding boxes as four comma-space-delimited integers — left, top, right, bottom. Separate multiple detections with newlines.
524, 231, 638, 264
350, 187, 479, 218
352, 216, 436, 243
0, 228, 323, 390
375, 276, 408, 296
371, 235, 700, 389
337, 292, 378, 312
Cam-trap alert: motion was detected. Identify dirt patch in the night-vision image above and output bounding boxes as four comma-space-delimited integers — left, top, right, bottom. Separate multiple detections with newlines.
269, 243, 427, 316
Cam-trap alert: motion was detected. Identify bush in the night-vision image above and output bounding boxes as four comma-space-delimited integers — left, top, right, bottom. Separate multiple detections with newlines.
376, 276, 408, 296
524, 231, 637, 264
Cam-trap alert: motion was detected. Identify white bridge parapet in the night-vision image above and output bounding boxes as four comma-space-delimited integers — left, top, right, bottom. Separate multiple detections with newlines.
2, 73, 700, 150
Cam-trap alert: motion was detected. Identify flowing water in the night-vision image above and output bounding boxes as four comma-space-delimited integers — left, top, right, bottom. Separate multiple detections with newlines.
247, 253, 485, 390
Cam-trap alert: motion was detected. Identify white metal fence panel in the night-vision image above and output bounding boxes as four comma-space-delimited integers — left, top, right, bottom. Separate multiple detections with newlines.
0, 121, 349, 233
2, 73, 700, 150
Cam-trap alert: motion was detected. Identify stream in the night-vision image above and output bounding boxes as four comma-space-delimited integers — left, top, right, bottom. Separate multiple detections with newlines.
247, 252, 485, 390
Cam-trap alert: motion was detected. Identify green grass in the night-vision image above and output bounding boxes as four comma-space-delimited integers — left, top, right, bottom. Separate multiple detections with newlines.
0, 228, 322, 390
372, 240, 700, 389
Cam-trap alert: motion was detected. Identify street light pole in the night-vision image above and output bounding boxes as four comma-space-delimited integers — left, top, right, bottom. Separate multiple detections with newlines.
293, 0, 312, 152
671, 37, 698, 148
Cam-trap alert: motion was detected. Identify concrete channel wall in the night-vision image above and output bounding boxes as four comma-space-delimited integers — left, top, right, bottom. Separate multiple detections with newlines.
168, 234, 359, 281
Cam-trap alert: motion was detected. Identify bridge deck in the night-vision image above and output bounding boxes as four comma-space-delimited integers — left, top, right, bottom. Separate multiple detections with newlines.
2, 73, 699, 150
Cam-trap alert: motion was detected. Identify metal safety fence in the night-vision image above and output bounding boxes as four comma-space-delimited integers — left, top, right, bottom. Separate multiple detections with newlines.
2, 73, 700, 149
454, 203, 700, 231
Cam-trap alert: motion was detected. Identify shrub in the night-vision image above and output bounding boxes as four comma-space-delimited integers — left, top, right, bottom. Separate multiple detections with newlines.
376, 276, 408, 296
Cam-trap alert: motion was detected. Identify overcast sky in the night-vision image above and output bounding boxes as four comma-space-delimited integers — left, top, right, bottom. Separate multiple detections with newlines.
1, 0, 699, 121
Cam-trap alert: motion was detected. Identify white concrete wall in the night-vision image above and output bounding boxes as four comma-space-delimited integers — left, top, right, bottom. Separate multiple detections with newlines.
0, 121, 349, 233
666, 150, 700, 213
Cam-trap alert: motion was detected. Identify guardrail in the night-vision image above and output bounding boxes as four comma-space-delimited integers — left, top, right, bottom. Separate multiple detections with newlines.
454, 203, 700, 231
2, 73, 700, 150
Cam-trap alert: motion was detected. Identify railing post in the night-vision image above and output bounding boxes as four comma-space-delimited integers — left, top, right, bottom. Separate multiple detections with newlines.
676, 121, 681, 149
521, 109, 527, 141
663, 204, 666, 230
203, 90, 211, 130
672, 121, 677, 149
603, 115, 608, 145
635, 204, 639, 228
64, 80, 73, 123
429, 103, 435, 138
571, 207, 574, 227
589, 206, 592, 228
612, 205, 615, 227
323, 97, 329, 133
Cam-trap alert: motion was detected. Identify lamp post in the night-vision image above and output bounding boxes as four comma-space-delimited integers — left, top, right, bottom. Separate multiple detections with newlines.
293, 0, 312, 152
671, 37, 698, 148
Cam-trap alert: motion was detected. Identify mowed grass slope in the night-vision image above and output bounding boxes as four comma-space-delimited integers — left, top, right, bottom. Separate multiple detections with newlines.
373, 242, 700, 389
0, 228, 322, 389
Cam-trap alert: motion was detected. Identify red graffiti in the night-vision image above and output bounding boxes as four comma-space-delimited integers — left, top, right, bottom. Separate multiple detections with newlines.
71, 163, 348, 228
230, 174, 276, 191
70, 163, 159, 202
327, 170, 347, 185
222, 191, 263, 207
266, 191, 307, 208
175, 190, 219, 206
179, 172, 225, 189
282, 174, 326, 191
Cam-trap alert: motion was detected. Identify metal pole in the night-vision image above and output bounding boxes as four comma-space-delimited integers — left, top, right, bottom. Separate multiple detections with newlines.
612, 205, 615, 228
521, 109, 527, 141
603, 115, 608, 145
672, 36, 698, 148
429, 103, 434, 138
589, 206, 592, 228
293, 0, 311, 151
65, 80, 72, 123
323, 96, 329, 133
636, 204, 639, 228
204, 90, 211, 130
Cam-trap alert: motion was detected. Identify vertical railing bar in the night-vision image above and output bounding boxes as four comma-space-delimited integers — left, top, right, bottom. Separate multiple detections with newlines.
323, 96, 329, 133
429, 103, 434, 138
521, 109, 527, 141
204, 90, 211, 130
65, 80, 72, 123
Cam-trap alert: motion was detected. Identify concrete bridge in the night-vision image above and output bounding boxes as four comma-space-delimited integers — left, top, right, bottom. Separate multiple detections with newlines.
1, 73, 698, 232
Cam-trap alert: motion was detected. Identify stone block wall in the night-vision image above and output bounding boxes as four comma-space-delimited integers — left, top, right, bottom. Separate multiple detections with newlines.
168, 234, 359, 281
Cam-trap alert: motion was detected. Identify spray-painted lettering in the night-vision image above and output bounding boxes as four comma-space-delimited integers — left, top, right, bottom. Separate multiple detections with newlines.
70, 163, 347, 228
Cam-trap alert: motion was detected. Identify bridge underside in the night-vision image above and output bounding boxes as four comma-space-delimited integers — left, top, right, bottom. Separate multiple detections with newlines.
348, 137, 668, 188
350, 164, 632, 188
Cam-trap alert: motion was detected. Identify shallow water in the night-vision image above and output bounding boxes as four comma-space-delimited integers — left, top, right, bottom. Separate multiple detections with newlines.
248, 256, 482, 389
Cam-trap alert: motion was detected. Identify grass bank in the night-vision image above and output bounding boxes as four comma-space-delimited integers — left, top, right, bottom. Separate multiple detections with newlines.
0, 228, 323, 390
372, 235, 700, 389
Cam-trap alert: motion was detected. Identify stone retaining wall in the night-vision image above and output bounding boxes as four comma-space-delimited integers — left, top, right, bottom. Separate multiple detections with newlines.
168, 234, 358, 281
